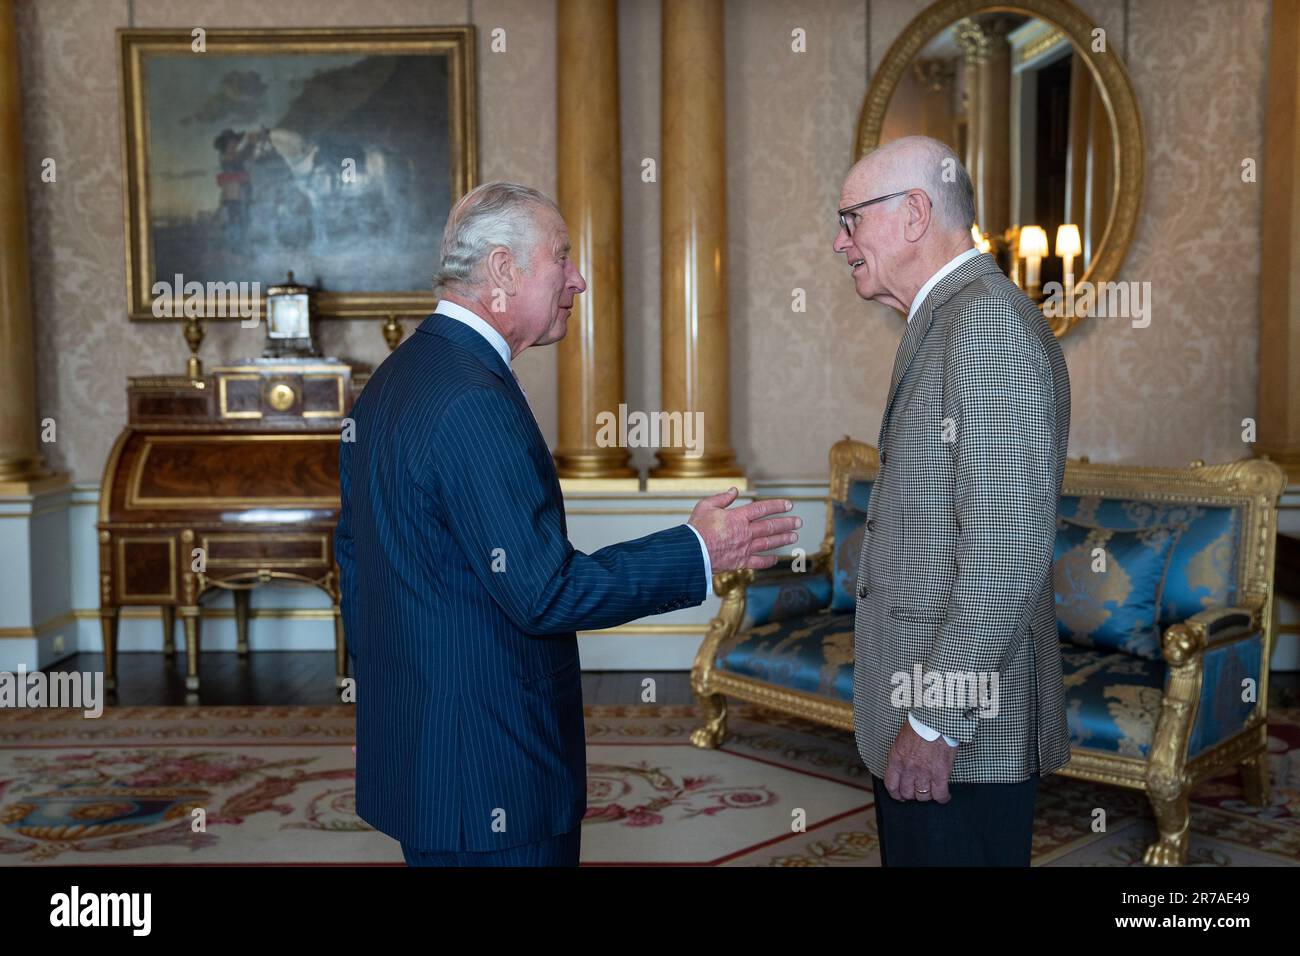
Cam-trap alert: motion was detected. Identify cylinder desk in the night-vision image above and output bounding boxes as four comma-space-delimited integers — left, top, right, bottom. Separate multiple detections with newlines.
97, 359, 363, 700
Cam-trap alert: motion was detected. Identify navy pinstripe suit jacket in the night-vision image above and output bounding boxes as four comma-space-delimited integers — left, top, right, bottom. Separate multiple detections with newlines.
335, 310, 706, 851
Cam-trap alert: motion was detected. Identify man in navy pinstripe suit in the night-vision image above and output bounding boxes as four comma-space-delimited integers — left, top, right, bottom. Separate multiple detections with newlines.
336, 182, 800, 867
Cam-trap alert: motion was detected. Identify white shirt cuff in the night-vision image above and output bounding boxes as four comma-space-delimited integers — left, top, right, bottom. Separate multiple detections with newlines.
909, 712, 959, 747
683, 523, 713, 596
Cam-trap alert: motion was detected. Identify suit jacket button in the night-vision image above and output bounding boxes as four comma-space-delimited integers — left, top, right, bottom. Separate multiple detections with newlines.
964, 707, 978, 719
866, 519, 876, 532
857, 583, 868, 599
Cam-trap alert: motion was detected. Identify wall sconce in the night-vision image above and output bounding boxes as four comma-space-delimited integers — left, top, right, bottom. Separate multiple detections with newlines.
1018, 225, 1048, 300
1055, 224, 1082, 299
971, 222, 992, 254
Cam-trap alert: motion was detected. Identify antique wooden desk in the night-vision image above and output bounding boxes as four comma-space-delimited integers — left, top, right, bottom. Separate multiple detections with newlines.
97, 360, 363, 699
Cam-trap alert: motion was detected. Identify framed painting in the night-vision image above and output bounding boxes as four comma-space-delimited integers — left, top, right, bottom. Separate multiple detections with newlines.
118, 27, 477, 321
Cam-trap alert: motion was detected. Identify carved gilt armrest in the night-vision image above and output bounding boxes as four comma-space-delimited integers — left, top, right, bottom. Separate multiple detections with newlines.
692, 554, 833, 695
1173, 605, 1261, 649
1150, 603, 1268, 809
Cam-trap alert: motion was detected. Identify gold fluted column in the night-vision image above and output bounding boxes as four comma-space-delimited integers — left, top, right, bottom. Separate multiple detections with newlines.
648, 0, 744, 490
554, 0, 637, 490
0, 0, 57, 493
1259, 0, 1300, 482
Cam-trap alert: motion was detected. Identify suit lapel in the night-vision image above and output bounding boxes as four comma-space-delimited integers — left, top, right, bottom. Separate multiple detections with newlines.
876, 252, 1003, 446
878, 297, 937, 446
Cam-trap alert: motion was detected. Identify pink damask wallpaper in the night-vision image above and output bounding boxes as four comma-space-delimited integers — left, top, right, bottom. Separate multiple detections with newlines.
15, 0, 1269, 481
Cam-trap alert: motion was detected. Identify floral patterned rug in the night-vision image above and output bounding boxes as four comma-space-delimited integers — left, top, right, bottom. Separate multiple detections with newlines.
0, 704, 1296, 865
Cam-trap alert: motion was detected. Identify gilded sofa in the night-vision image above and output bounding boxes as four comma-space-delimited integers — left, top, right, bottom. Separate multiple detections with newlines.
689, 437, 1286, 866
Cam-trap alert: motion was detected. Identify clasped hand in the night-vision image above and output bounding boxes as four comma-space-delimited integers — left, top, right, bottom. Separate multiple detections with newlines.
884, 720, 958, 803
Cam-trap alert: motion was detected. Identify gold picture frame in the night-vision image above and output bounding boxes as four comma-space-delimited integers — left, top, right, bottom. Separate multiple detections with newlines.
118, 27, 478, 322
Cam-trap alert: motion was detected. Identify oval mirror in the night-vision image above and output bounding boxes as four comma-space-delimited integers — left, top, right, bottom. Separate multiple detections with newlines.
855, 0, 1145, 336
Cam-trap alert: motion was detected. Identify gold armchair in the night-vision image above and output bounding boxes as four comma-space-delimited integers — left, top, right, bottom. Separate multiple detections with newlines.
1052, 457, 1285, 865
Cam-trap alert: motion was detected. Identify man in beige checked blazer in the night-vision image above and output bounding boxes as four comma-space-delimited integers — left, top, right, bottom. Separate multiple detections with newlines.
832, 136, 1071, 866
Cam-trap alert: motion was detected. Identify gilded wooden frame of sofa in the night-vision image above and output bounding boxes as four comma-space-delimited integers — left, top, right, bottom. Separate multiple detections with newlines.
689, 438, 1286, 866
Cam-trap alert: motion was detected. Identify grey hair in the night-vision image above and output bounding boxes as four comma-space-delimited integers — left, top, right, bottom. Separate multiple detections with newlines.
927, 139, 977, 232
869, 136, 976, 234
433, 182, 561, 293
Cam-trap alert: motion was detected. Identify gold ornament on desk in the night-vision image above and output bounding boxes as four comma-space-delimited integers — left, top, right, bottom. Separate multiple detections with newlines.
183, 316, 205, 380
382, 314, 405, 351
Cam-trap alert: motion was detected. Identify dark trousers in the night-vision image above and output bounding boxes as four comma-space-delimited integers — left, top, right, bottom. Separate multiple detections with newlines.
871, 774, 1038, 866
401, 826, 581, 867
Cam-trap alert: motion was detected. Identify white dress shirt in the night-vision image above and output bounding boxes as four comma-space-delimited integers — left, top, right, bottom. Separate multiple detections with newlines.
897, 252, 981, 750
436, 299, 512, 365
435, 300, 713, 595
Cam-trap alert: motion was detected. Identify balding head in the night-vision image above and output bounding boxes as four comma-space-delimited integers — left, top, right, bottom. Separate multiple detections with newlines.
832, 136, 978, 315
848, 136, 975, 234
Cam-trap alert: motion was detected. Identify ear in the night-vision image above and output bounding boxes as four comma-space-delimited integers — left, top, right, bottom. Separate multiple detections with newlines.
484, 246, 518, 296
902, 190, 932, 243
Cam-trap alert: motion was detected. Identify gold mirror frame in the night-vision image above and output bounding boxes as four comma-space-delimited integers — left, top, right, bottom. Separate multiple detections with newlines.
854, 0, 1144, 337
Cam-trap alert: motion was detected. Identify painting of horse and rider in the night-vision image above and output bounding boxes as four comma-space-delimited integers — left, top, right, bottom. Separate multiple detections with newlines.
119, 28, 477, 320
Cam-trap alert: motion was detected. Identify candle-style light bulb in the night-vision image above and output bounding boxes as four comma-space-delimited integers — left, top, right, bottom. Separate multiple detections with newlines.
1055, 224, 1082, 300
1018, 225, 1048, 297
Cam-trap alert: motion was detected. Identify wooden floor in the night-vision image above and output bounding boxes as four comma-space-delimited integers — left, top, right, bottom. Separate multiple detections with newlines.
45, 652, 695, 707
41, 651, 1300, 709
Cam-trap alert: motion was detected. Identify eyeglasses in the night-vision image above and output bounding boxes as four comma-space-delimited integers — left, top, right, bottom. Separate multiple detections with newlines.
837, 189, 929, 237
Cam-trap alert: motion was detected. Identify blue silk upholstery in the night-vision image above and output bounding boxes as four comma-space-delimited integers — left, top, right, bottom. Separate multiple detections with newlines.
830, 478, 874, 611
1188, 632, 1263, 758
1060, 647, 1166, 757
716, 611, 855, 702
720, 483, 1256, 765
1052, 519, 1182, 660
843, 476, 873, 512
742, 568, 833, 629
1057, 495, 1240, 627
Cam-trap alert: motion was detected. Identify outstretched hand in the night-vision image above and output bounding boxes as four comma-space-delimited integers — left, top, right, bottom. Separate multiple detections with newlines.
688, 488, 801, 572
